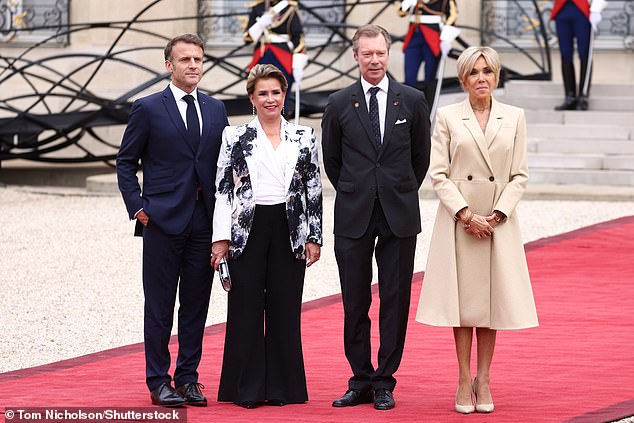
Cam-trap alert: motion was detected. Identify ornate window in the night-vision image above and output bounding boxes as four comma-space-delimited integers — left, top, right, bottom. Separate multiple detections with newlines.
0, 0, 69, 46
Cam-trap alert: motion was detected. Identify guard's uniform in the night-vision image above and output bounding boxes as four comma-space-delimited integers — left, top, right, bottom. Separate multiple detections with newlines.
244, 0, 305, 111
551, 0, 592, 110
399, 0, 457, 101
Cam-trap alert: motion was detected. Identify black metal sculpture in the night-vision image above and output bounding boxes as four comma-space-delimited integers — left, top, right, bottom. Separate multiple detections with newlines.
0, 0, 573, 165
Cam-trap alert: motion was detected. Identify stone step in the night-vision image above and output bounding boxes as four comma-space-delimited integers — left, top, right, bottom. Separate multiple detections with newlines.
529, 124, 632, 140
528, 153, 603, 169
496, 81, 634, 187
524, 109, 565, 124
603, 155, 634, 171
530, 139, 634, 155
504, 81, 634, 97
528, 153, 634, 171
500, 95, 634, 112
529, 169, 634, 186
563, 111, 634, 126
0, 160, 112, 187
524, 110, 634, 126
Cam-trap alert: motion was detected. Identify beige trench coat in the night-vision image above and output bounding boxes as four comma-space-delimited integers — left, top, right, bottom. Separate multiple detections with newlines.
416, 98, 538, 330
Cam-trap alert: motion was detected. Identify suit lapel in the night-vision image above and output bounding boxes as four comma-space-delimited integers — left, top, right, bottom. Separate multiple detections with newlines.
352, 82, 381, 153
461, 98, 494, 174
199, 93, 212, 157
484, 97, 504, 147
161, 87, 193, 153
380, 80, 401, 159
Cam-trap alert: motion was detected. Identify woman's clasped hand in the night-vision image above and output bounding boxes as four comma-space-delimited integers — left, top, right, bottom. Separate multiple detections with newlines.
458, 208, 501, 239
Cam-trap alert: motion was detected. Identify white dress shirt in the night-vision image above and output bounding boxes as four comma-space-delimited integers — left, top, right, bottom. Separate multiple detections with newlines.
360, 75, 389, 143
169, 82, 202, 135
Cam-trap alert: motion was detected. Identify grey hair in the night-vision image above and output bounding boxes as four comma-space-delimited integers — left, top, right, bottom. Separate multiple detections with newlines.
352, 24, 391, 54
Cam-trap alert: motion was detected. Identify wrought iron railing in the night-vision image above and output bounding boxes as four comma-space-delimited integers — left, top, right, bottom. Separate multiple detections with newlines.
1, 0, 629, 165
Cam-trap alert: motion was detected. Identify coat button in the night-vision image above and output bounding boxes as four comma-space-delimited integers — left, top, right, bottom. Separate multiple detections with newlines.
467, 175, 473, 181
489, 176, 495, 182
376, 163, 381, 168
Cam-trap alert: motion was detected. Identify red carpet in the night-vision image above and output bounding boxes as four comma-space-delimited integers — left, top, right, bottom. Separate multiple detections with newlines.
2, 216, 634, 422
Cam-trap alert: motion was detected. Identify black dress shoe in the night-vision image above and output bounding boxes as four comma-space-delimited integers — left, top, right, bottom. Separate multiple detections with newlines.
266, 399, 285, 406
150, 383, 186, 407
374, 388, 395, 410
237, 401, 263, 409
576, 95, 589, 111
555, 95, 577, 111
176, 382, 207, 406
332, 389, 374, 407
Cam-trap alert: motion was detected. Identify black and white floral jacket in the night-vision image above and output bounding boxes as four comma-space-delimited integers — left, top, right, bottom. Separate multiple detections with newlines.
212, 117, 323, 259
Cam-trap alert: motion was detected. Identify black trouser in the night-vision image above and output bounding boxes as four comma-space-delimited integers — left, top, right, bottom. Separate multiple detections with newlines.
218, 204, 308, 404
142, 198, 213, 391
335, 199, 417, 392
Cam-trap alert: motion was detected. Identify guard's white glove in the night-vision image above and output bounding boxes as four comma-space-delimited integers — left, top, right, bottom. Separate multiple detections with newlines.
440, 40, 452, 56
258, 13, 273, 28
589, 11, 602, 31
292, 53, 308, 85
590, 0, 608, 13
247, 12, 274, 41
401, 0, 417, 12
439, 25, 460, 56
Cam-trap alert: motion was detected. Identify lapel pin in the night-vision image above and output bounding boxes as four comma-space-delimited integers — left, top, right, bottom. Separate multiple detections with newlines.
393, 100, 400, 106
354, 101, 359, 108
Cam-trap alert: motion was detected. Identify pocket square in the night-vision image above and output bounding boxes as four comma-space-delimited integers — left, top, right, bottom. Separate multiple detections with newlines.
395, 118, 407, 125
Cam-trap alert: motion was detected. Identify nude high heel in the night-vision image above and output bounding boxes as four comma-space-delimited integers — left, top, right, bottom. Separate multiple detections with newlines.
455, 386, 475, 414
473, 378, 494, 413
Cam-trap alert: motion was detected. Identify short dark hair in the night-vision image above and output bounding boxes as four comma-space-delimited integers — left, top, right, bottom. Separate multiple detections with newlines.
164, 34, 204, 61
246, 64, 289, 95
352, 24, 391, 54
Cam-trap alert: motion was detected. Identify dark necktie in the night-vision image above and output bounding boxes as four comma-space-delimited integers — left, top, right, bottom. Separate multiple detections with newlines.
368, 86, 381, 146
183, 94, 200, 152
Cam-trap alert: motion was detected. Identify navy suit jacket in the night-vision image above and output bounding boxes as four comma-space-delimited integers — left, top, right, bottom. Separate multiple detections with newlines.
116, 86, 229, 235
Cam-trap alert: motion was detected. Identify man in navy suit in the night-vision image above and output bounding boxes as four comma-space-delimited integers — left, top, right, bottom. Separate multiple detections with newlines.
321, 24, 431, 411
116, 33, 228, 407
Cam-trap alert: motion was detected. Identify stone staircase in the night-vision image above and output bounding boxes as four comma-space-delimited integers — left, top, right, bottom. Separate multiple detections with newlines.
498, 81, 634, 187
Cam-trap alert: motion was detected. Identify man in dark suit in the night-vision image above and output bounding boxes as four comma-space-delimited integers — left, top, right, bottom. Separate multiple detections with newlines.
321, 24, 431, 411
116, 33, 228, 407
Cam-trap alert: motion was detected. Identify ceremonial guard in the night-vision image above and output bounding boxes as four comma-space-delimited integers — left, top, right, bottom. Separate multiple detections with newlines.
551, 0, 606, 110
244, 0, 306, 114
398, 0, 458, 102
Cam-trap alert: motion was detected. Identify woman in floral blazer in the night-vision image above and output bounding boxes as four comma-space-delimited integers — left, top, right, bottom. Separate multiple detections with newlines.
210, 64, 322, 408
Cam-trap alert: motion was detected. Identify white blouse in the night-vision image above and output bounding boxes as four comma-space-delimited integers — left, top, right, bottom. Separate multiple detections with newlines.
255, 120, 287, 205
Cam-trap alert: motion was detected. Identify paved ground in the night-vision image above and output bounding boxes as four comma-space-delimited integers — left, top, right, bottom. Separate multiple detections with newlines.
2, 183, 633, 374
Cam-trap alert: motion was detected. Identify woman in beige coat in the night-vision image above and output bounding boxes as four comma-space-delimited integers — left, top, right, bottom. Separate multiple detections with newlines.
416, 46, 538, 414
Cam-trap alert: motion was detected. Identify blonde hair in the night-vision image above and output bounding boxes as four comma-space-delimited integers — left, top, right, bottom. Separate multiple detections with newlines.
456, 46, 501, 89
246, 64, 288, 95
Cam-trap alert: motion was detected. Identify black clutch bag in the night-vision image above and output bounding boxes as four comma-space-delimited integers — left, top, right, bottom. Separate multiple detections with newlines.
219, 257, 232, 292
